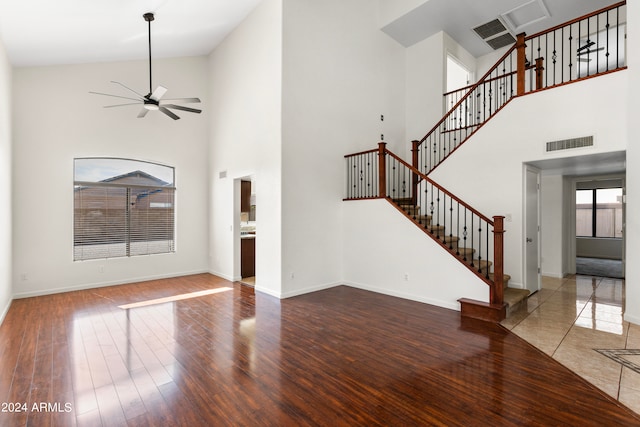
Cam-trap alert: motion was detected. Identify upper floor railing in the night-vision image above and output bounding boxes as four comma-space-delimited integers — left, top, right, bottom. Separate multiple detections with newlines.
420, 1, 627, 176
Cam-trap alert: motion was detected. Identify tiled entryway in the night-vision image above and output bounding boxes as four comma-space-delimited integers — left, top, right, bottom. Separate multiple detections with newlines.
502, 275, 640, 415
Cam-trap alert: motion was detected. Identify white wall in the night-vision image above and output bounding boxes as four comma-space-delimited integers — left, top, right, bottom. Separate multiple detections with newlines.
207, 0, 283, 297
281, 0, 406, 298
377, 0, 428, 27
406, 32, 445, 146
625, 1, 640, 324
12, 57, 210, 298
343, 199, 489, 309
429, 71, 628, 288
0, 37, 11, 321
541, 175, 564, 278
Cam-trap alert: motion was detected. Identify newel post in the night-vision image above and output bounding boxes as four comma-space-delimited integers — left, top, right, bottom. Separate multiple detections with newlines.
378, 142, 387, 198
492, 216, 505, 305
411, 140, 420, 205
516, 33, 526, 96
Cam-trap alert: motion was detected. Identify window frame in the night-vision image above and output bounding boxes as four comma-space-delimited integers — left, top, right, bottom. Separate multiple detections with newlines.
73, 158, 176, 261
576, 187, 623, 239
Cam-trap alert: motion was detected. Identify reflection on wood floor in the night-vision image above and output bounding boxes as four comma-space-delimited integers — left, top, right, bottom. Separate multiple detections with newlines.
1, 274, 639, 426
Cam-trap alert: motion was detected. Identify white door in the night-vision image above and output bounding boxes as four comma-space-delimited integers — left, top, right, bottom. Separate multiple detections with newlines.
524, 167, 541, 293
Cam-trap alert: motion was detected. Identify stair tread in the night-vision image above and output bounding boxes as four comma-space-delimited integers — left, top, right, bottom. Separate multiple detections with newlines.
504, 288, 530, 307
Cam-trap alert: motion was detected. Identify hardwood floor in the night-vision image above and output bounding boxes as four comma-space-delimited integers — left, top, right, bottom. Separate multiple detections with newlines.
1, 274, 639, 426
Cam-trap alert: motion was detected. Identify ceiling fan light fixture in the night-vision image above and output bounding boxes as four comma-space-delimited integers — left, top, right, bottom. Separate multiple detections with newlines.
89, 11, 202, 120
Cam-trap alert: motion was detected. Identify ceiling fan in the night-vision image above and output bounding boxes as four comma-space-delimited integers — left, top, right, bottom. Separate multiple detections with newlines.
90, 12, 202, 120
577, 40, 604, 62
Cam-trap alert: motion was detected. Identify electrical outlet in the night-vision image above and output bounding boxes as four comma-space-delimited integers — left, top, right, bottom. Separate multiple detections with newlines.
290, 272, 295, 279
99, 265, 104, 273
404, 273, 409, 281
21, 273, 28, 281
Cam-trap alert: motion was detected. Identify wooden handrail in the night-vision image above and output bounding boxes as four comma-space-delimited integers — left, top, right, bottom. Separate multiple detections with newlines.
418, 43, 518, 146
344, 148, 378, 158
525, 1, 626, 41
386, 149, 494, 225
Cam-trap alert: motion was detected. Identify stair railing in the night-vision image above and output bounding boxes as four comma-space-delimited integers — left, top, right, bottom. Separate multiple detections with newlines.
417, 1, 626, 178
345, 143, 505, 305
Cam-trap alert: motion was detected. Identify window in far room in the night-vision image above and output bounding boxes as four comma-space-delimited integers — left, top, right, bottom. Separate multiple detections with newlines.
73, 158, 175, 261
576, 187, 623, 238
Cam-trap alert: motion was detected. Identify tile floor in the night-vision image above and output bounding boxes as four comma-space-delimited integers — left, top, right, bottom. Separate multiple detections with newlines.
501, 275, 640, 415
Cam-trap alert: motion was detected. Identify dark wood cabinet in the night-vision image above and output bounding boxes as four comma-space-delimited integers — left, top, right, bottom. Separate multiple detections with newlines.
241, 180, 251, 213
241, 237, 255, 278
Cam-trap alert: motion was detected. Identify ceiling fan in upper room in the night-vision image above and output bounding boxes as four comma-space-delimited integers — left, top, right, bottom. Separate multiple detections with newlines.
576, 39, 604, 63
90, 12, 202, 120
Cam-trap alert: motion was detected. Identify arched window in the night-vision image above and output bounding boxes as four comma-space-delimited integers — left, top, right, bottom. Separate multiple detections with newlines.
73, 158, 175, 261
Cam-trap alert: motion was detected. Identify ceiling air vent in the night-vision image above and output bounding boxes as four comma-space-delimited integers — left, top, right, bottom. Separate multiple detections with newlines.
473, 18, 516, 51
546, 136, 594, 152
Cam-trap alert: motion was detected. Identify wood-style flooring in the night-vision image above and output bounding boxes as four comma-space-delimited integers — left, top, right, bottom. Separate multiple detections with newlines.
1, 273, 639, 426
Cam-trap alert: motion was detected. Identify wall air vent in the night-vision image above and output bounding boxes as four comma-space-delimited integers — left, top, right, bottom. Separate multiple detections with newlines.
473, 18, 516, 51
546, 136, 594, 152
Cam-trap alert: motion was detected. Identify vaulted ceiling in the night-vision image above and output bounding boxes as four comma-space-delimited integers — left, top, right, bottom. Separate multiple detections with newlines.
0, 0, 261, 67
0, 0, 624, 67
382, 0, 622, 56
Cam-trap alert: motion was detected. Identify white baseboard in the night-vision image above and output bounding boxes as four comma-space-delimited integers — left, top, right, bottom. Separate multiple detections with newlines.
542, 272, 564, 279
256, 281, 341, 299
12, 269, 210, 299
0, 298, 11, 326
208, 269, 237, 282
343, 281, 461, 312
624, 313, 640, 327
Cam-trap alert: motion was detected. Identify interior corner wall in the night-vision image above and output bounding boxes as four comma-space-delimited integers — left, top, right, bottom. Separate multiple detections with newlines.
281, 0, 406, 298
541, 175, 564, 278
376, 0, 428, 28
0, 36, 12, 322
406, 32, 445, 146
207, 0, 283, 297
12, 57, 210, 298
625, 0, 640, 325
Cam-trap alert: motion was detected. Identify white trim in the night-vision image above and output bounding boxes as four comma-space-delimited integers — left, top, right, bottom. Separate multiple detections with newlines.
0, 298, 11, 326
12, 269, 209, 300
344, 281, 462, 312
208, 269, 237, 282
624, 313, 640, 327
523, 165, 542, 293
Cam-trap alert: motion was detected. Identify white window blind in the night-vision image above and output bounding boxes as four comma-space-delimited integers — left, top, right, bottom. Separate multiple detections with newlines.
74, 158, 175, 261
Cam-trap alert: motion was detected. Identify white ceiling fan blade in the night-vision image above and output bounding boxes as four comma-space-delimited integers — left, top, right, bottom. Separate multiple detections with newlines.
150, 86, 168, 101
104, 103, 141, 108
89, 91, 141, 102
137, 108, 150, 118
110, 81, 146, 99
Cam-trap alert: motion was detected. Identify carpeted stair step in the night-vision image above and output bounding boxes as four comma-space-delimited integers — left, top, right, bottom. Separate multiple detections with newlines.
392, 198, 413, 205
488, 273, 511, 288
468, 258, 492, 272
504, 288, 531, 316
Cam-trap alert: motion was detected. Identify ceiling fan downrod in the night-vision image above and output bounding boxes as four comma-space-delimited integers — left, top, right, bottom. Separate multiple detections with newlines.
143, 12, 155, 96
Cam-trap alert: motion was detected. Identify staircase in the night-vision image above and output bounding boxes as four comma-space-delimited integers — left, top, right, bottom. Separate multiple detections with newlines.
344, 2, 627, 322
394, 197, 531, 314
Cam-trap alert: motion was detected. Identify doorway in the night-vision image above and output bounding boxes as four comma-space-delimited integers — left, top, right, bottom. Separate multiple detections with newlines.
574, 177, 625, 279
237, 177, 256, 287
524, 166, 541, 294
